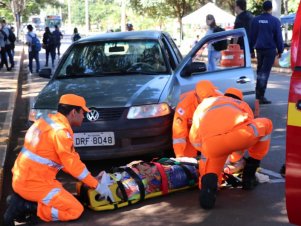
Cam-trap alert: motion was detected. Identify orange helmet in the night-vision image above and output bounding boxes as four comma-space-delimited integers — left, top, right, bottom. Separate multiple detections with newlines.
224, 87, 243, 100
195, 80, 217, 99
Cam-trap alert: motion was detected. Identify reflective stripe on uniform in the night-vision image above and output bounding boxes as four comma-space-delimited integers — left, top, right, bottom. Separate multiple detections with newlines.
191, 142, 202, 148
42, 188, 61, 205
260, 134, 271, 141
21, 147, 63, 170
200, 155, 207, 163
248, 123, 259, 137
77, 167, 89, 180
43, 116, 63, 131
172, 138, 186, 144
51, 207, 59, 221
207, 103, 241, 113
198, 102, 242, 121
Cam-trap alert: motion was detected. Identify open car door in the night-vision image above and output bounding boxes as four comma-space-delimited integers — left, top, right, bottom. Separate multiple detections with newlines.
174, 28, 256, 109
286, 2, 301, 225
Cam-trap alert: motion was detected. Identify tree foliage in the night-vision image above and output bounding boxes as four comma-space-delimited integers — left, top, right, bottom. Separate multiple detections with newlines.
0, 0, 60, 23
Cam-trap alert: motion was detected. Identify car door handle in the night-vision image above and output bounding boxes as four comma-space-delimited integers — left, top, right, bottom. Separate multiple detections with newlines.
236, 76, 251, 84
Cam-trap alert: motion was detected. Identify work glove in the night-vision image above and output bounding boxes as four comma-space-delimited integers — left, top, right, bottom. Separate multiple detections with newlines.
95, 171, 115, 202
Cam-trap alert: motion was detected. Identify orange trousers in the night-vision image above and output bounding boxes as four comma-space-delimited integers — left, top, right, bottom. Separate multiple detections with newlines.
198, 118, 273, 187
13, 180, 83, 222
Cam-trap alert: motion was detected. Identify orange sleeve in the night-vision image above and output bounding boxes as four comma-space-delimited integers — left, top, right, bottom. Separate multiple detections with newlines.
172, 107, 189, 157
240, 101, 254, 120
53, 129, 98, 189
189, 106, 203, 151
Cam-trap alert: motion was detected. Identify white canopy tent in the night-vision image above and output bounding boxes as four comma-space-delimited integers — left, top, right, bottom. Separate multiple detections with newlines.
182, 2, 235, 27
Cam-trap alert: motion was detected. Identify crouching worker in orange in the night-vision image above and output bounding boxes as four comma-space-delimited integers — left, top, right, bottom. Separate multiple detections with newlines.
172, 80, 221, 157
189, 88, 273, 209
4, 94, 111, 226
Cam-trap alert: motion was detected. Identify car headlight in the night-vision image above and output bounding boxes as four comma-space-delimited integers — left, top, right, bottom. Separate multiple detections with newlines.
28, 109, 57, 122
127, 103, 171, 119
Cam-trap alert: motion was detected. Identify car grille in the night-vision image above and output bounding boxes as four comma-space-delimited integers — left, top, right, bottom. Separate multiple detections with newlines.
84, 107, 127, 121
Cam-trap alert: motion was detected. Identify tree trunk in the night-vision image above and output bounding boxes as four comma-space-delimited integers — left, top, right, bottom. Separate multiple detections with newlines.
12, 11, 21, 41
283, 0, 289, 44
178, 17, 183, 43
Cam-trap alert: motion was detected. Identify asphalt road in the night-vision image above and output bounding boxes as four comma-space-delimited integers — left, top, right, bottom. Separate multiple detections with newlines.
0, 36, 293, 225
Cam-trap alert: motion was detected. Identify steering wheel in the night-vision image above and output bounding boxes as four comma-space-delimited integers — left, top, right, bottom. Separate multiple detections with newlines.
127, 62, 154, 72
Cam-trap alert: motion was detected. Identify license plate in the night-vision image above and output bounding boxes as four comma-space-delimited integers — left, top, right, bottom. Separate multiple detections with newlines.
74, 132, 115, 147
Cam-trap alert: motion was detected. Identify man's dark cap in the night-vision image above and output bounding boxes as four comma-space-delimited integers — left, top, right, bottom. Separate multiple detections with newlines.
263, 1, 272, 11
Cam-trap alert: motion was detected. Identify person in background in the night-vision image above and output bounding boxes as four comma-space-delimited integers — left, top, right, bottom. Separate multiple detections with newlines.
189, 87, 273, 210
205, 14, 221, 71
71, 27, 81, 43
0, 23, 11, 71
26, 24, 40, 74
52, 25, 63, 56
191, 35, 200, 48
249, 0, 284, 104
10, 26, 16, 57
42, 26, 56, 67
1, 20, 14, 69
126, 23, 134, 31
233, 0, 254, 49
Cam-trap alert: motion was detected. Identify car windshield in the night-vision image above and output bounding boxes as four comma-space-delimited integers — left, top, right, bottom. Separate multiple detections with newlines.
56, 40, 168, 78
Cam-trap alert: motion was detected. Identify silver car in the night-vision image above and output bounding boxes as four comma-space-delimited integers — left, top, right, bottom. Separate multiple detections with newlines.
30, 28, 255, 160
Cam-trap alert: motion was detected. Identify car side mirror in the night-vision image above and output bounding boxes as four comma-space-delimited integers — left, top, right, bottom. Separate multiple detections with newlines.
39, 68, 52, 79
181, 62, 207, 77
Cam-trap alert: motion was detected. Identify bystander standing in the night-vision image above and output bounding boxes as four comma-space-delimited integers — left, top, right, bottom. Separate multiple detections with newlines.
250, 0, 284, 104
26, 24, 40, 74
233, 0, 254, 49
42, 26, 56, 67
71, 27, 81, 42
52, 25, 63, 56
1, 20, 14, 69
10, 26, 16, 57
0, 23, 10, 71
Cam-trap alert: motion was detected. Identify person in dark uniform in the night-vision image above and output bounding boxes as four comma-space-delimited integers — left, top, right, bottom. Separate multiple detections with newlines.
250, 0, 284, 104
234, 0, 254, 49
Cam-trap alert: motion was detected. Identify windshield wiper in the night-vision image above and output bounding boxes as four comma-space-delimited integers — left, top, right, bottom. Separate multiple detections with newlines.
57, 73, 97, 79
124, 70, 160, 75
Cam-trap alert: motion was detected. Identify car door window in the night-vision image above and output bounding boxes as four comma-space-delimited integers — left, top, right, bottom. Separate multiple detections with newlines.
192, 33, 246, 73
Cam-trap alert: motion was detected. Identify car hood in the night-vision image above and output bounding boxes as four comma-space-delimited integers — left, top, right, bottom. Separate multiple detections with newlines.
34, 75, 170, 109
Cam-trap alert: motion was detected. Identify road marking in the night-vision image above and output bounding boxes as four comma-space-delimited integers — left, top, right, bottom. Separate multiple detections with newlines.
259, 168, 285, 183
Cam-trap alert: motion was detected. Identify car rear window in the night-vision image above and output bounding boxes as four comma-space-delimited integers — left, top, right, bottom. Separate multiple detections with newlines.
56, 40, 169, 78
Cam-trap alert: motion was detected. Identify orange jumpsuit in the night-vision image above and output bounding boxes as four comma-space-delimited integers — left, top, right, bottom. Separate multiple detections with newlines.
12, 113, 99, 222
189, 96, 273, 186
172, 91, 199, 157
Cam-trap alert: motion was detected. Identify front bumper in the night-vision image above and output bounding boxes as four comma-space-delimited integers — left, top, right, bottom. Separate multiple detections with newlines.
74, 113, 173, 160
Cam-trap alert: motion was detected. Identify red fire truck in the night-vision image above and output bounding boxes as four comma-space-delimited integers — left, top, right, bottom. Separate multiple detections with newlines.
286, 2, 301, 225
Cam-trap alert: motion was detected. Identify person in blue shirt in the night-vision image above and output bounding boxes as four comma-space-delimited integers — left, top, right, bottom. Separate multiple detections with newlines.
250, 0, 284, 104
52, 25, 63, 56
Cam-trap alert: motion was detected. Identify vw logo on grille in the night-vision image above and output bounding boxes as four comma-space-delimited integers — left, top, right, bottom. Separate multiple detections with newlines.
86, 109, 100, 122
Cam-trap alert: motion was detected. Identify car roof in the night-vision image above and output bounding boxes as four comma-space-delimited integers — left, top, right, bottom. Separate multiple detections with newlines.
77, 30, 166, 43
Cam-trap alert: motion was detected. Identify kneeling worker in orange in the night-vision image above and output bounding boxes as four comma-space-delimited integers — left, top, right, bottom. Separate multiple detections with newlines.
172, 80, 221, 157
4, 94, 112, 225
189, 88, 273, 209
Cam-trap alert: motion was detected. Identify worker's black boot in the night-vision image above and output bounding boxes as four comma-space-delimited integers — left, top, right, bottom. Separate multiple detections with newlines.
242, 157, 260, 190
4, 192, 38, 226
199, 173, 218, 209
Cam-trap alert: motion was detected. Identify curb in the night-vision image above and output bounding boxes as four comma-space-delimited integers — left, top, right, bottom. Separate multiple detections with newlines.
0, 45, 25, 199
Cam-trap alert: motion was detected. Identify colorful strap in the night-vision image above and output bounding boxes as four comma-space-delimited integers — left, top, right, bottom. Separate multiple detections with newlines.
152, 162, 169, 195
